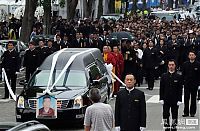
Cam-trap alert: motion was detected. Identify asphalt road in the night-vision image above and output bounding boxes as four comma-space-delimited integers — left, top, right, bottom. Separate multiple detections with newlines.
0, 77, 199, 131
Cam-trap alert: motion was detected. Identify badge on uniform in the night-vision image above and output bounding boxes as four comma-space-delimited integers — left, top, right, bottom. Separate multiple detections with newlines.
174, 80, 178, 83
12, 57, 15, 58
194, 68, 198, 70
134, 99, 139, 102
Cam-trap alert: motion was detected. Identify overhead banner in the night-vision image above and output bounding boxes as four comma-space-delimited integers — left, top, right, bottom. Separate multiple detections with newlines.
115, 0, 121, 13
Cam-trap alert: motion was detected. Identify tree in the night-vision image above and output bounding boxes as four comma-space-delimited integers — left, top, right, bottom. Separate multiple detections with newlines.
67, 0, 78, 20
83, 0, 93, 18
42, 0, 52, 35
109, 0, 115, 13
97, 0, 103, 18
20, 0, 38, 43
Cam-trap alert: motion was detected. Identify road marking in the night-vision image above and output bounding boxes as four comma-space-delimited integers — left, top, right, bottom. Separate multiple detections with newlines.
120, 86, 160, 89
146, 95, 200, 104
146, 95, 159, 103
0, 87, 23, 89
0, 76, 25, 85
0, 99, 13, 102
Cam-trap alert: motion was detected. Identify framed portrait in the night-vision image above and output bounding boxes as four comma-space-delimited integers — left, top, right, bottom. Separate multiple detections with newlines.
36, 94, 57, 119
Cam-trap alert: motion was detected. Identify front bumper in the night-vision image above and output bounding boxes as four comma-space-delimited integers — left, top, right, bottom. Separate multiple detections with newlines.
16, 107, 86, 124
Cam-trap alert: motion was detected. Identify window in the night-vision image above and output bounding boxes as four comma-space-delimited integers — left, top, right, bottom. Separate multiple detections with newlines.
29, 70, 87, 89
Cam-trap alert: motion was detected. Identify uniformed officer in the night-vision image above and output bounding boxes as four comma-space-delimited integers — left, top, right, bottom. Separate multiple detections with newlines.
23, 41, 39, 82
160, 59, 183, 131
1, 41, 20, 99
182, 51, 200, 117
115, 74, 146, 131
46, 40, 56, 56
36, 40, 48, 66
142, 40, 161, 90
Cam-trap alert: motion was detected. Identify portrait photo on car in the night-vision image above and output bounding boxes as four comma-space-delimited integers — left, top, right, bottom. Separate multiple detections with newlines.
36, 94, 57, 119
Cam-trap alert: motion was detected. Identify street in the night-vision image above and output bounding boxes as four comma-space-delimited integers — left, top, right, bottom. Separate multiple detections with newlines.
0, 79, 199, 131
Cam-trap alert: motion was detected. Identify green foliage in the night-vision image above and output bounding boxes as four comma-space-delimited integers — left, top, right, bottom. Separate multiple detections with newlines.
59, 0, 65, 8
40, 0, 52, 7
38, 0, 65, 8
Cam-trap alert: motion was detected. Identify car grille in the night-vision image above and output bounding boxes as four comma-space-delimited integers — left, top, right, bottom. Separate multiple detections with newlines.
28, 99, 70, 110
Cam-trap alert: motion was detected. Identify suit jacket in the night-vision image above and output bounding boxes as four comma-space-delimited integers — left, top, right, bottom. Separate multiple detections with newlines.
115, 88, 146, 131
142, 47, 160, 69
53, 41, 63, 51
160, 72, 183, 105
36, 47, 48, 66
1, 49, 20, 73
23, 48, 39, 70
182, 60, 200, 86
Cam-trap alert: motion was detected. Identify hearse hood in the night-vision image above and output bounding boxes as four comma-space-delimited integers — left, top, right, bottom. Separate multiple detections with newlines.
24, 87, 88, 99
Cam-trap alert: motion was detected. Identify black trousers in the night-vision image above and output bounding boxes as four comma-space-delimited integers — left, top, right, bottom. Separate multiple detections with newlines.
198, 89, 200, 99
145, 68, 155, 89
163, 103, 179, 131
4, 72, 17, 98
25, 67, 36, 82
184, 84, 198, 115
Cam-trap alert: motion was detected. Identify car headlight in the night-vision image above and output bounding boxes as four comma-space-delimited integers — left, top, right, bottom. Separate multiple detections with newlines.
73, 96, 83, 109
17, 96, 25, 108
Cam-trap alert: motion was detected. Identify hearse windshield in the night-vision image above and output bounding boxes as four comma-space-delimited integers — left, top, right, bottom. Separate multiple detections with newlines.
28, 70, 87, 89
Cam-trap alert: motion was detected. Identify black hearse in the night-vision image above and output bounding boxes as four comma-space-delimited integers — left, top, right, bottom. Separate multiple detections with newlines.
16, 48, 112, 124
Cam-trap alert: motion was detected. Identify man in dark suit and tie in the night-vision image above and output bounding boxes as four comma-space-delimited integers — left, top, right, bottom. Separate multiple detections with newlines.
115, 74, 146, 131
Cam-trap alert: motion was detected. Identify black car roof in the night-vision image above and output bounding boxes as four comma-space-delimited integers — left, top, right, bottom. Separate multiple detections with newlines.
39, 48, 103, 70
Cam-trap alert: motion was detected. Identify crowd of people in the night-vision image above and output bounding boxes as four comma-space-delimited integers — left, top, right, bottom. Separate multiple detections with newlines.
1, 12, 200, 130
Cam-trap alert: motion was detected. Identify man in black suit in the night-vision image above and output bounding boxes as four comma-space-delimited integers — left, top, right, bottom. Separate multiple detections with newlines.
182, 51, 200, 117
36, 40, 48, 66
115, 74, 146, 131
160, 59, 183, 131
23, 41, 39, 82
61, 34, 70, 48
53, 34, 63, 51
71, 32, 85, 48
142, 40, 161, 90
1, 41, 20, 99
46, 40, 56, 56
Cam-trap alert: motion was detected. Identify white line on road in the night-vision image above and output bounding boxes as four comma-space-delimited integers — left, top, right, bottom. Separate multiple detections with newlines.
0, 76, 25, 85
0, 99, 14, 102
0, 87, 23, 89
146, 95, 159, 103
146, 95, 200, 104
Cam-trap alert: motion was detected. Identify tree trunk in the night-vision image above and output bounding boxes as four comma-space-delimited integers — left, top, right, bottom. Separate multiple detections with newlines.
67, 0, 78, 20
97, 0, 103, 18
83, 0, 93, 18
109, 0, 115, 13
20, 0, 37, 43
43, 0, 51, 35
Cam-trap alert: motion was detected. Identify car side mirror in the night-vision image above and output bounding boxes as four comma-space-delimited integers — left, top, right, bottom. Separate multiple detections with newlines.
92, 76, 108, 85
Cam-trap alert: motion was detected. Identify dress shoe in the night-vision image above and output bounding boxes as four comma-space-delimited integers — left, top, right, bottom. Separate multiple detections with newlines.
197, 97, 200, 100
182, 114, 189, 117
149, 88, 153, 90
146, 87, 150, 90
190, 114, 195, 117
